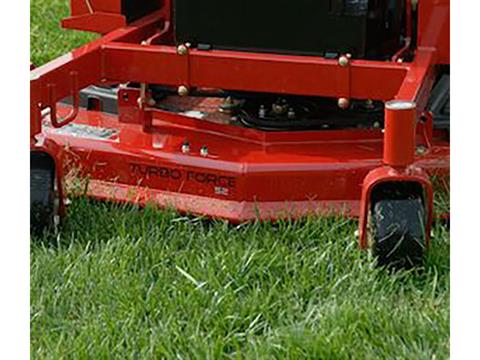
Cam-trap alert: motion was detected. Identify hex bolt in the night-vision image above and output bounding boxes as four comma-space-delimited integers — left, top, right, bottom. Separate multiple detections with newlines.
338, 98, 350, 109
181, 142, 190, 154
338, 55, 350, 67
200, 146, 209, 157
178, 85, 189, 97
416, 145, 428, 156
177, 44, 189, 56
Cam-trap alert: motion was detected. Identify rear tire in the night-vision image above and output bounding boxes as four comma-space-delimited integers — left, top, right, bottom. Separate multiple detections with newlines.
30, 155, 56, 236
370, 196, 427, 269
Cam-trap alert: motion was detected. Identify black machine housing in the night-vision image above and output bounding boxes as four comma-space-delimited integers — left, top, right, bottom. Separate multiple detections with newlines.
174, 0, 405, 59
122, 0, 163, 23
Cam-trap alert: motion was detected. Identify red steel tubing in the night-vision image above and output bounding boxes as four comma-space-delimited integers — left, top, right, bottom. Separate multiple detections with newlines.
383, 100, 417, 167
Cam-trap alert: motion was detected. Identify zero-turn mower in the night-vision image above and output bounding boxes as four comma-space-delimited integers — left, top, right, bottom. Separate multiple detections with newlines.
30, 0, 450, 268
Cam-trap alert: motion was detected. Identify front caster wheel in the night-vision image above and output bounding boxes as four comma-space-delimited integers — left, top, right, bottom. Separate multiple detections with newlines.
370, 195, 427, 269
30, 153, 58, 236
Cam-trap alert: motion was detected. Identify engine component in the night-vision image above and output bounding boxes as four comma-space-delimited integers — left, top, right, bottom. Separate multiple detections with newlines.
122, 0, 163, 23
236, 95, 384, 131
174, 0, 405, 59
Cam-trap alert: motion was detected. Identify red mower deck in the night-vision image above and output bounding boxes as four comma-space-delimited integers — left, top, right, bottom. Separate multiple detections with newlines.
42, 104, 449, 223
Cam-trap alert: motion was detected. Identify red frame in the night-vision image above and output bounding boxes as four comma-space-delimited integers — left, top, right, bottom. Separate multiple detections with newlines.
31, 0, 450, 134
31, 0, 450, 246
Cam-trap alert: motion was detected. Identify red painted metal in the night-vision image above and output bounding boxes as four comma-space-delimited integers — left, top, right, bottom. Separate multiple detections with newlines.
418, 0, 450, 65
102, 43, 408, 101
63, 0, 125, 34
30, 0, 450, 251
40, 105, 448, 223
62, 12, 126, 34
383, 101, 417, 167
63, 0, 168, 34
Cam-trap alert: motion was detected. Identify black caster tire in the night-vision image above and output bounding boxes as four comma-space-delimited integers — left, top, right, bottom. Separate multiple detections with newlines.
30, 165, 56, 236
370, 197, 427, 269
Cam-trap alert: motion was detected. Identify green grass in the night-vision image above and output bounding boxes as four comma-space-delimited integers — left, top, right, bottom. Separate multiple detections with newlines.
31, 1, 450, 358
30, 0, 96, 66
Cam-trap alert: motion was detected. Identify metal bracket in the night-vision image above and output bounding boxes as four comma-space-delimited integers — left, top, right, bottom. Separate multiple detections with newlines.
48, 71, 80, 128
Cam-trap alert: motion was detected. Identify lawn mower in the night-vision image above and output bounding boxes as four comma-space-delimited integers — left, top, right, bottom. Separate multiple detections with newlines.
30, 0, 450, 268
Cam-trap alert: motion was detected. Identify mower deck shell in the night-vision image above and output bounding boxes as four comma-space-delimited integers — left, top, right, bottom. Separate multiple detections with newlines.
40, 105, 449, 222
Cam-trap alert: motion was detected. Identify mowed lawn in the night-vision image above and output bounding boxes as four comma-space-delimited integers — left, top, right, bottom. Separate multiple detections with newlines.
30, 1, 450, 359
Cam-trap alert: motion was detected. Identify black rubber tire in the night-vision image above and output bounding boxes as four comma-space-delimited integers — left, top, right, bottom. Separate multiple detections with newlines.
371, 197, 427, 269
30, 167, 55, 236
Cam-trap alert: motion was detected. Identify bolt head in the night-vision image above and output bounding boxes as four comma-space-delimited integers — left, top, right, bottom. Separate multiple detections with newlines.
178, 85, 189, 97
181, 142, 190, 154
338, 98, 350, 109
338, 55, 350, 67
416, 146, 428, 155
200, 146, 209, 157
177, 44, 188, 56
